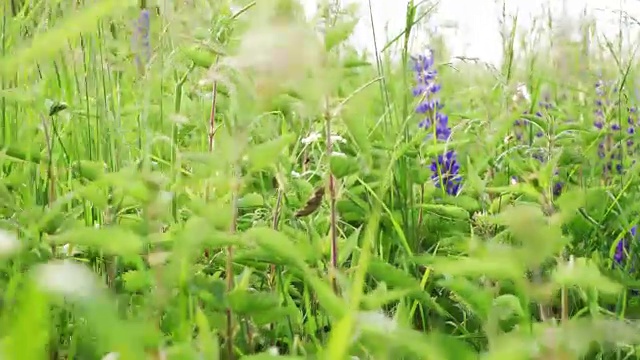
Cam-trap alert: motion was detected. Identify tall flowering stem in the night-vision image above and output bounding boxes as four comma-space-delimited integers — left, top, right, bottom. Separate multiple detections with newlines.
412, 51, 461, 195
593, 79, 629, 182
133, 8, 151, 75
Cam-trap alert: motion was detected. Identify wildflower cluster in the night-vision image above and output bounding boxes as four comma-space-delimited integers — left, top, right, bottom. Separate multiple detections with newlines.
412, 51, 461, 195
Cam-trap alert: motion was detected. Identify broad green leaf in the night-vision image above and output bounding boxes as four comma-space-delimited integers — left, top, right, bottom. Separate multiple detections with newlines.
422, 255, 524, 281
420, 204, 470, 220
181, 46, 218, 68
246, 135, 295, 172
302, 272, 346, 319
552, 257, 622, 295
243, 227, 305, 269
73, 160, 106, 181
367, 260, 446, 315
122, 270, 152, 293
2, 283, 49, 359
329, 154, 359, 178
438, 277, 493, 320
237, 192, 265, 208
324, 19, 358, 51
195, 307, 220, 360
342, 111, 371, 159
491, 294, 524, 321
490, 204, 568, 267
227, 289, 280, 315
49, 226, 143, 256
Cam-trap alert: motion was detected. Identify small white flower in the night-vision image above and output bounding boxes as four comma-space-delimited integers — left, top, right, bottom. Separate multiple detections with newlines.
351, 310, 398, 344
158, 191, 173, 204
61, 243, 82, 257
301, 132, 321, 145
267, 347, 279, 356
330, 134, 347, 144
33, 260, 100, 299
513, 82, 531, 103
0, 229, 21, 257
101, 352, 119, 360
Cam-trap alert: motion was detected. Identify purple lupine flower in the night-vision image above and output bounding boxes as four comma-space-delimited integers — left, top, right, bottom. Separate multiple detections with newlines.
594, 79, 625, 176
614, 225, 637, 265
412, 51, 461, 195
430, 150, 461, 195
133, 9, 151, 74
626, 106, 639, 157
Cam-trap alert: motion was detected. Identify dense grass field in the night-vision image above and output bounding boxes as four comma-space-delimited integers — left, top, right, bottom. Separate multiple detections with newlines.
4, 0, 640, 359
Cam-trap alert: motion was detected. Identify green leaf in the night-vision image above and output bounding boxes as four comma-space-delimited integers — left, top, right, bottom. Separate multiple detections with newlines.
0, 143, 43, 163
438, 277, 493, 320
2, 283, 50, 359
49, 226, 143, 256
246, 134, 295, 172
74, 160, 106, 181
552, 257, 622, 295
228, 289, 280, 315
420, 204, 470, 220
342, 110, 371, 159
491, 294, 524, 321
324, 19, 358, 51
301, 271, 346, 318
122, 270, 152, 292
243, 227, 305, 269
490, 204, 568, 267
237, 192, 265, 209
417, 254, 524, 281
329, 154, 359, 178
367, 260, 446, 315
195, 307, 220, 360
181, 46, 218, 68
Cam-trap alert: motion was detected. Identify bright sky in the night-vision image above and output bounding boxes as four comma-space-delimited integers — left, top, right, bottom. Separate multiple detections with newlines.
300, 0, 640, 66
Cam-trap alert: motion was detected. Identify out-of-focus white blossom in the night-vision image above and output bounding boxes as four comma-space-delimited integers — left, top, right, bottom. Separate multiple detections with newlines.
301, 132, 322, 145
33, 260, 101, 299
512, 82, 531, 103
330, 134, 347, 144
0, 229, 21, 257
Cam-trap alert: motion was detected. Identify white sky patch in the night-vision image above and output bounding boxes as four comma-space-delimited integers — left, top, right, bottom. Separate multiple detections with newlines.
300, 0, 640, 66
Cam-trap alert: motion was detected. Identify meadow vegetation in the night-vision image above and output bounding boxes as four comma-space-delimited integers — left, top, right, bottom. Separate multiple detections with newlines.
3, 0, 640, 359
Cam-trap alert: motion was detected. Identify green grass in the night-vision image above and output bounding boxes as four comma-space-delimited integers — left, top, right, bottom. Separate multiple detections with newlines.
3, 0, 640, 359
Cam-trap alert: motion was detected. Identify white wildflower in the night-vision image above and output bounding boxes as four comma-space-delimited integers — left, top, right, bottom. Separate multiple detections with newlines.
512, 82, 531, 103
0, 229, 21, 257
352, 310, 398, 343
33, 260, 101, 299
61, 243, 82, 257
330, 134, 347, 144
301, 132, 321, 145
101, 353, 119, 360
